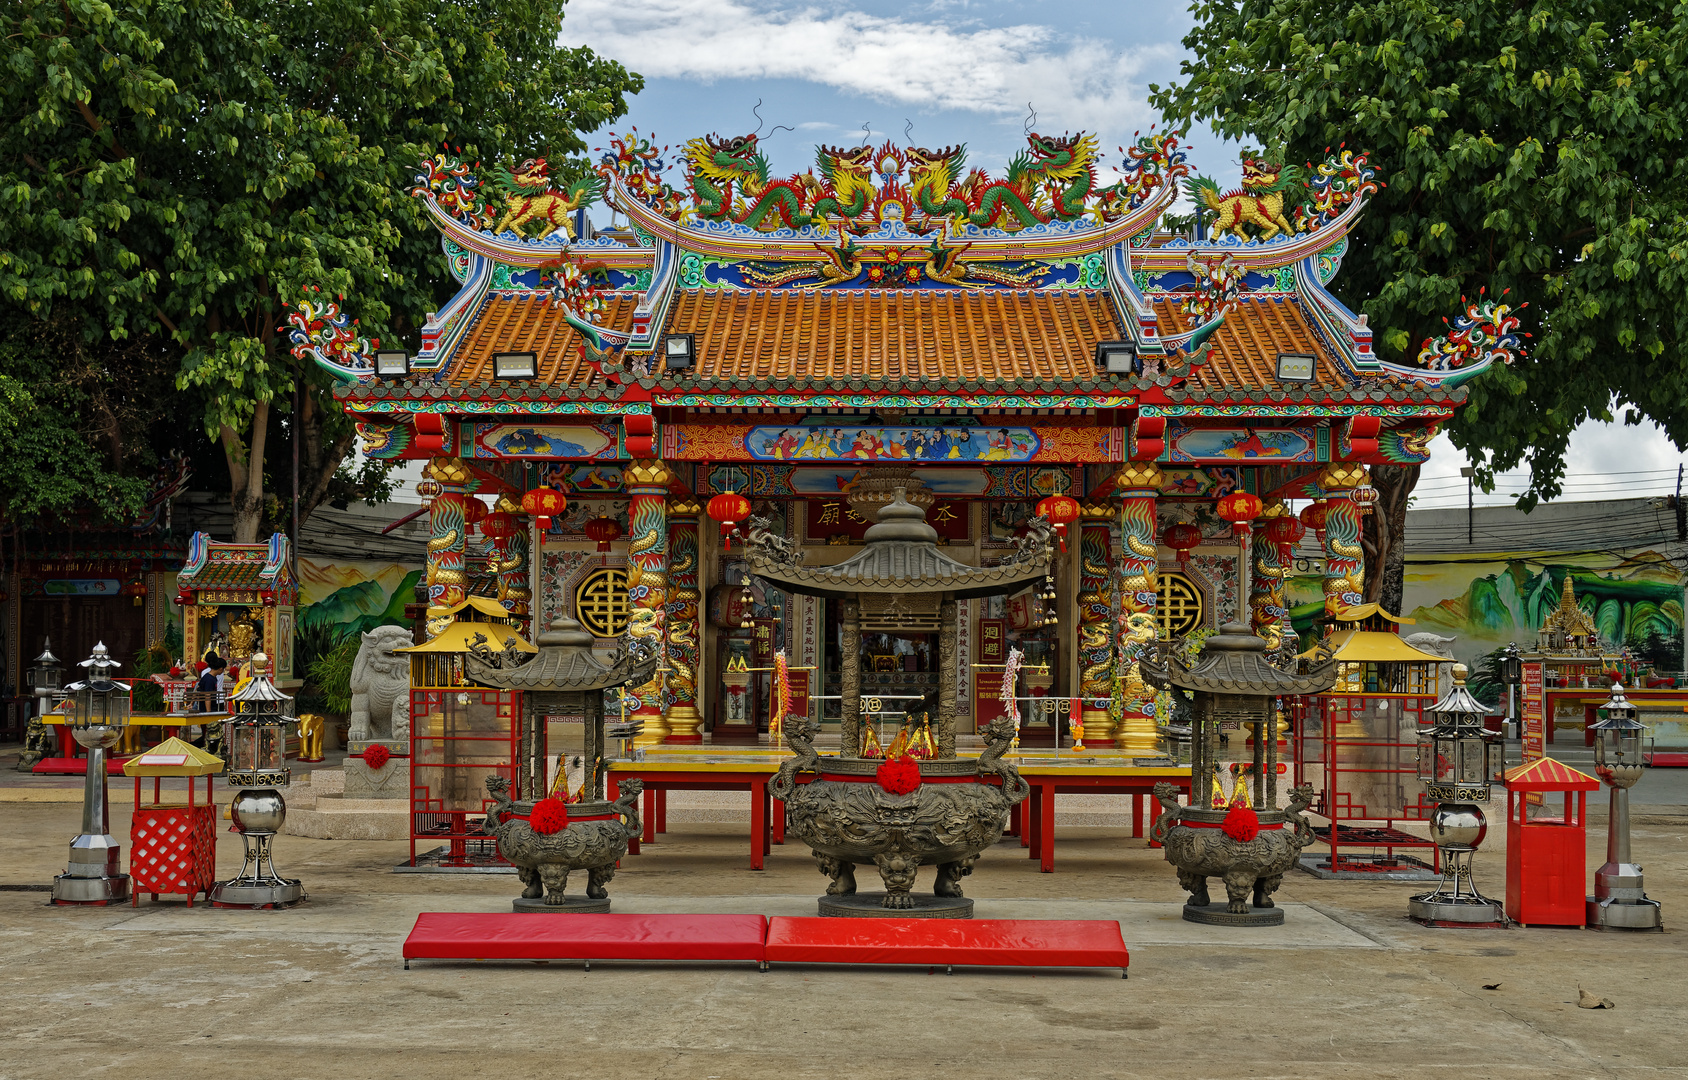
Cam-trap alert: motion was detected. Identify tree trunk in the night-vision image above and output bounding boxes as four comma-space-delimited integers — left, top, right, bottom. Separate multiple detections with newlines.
1362, 462, 1419, 615
221, 400, 270, 543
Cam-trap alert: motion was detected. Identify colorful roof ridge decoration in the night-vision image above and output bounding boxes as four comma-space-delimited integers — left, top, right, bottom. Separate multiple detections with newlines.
1501, 757, 1600, 791
176, 532, 294, 601
304, 122, 1489, 469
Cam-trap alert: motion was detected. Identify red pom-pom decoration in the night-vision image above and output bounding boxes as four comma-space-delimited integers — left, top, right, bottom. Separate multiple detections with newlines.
528, 797, 570, 835
361, 744, 392, 770
875, 754, 922, 796
1220, 802, 1260, 843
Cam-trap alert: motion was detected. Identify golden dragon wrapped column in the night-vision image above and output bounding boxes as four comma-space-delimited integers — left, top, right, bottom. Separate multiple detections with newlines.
492, 493, 532, 636
1113, 462, 1162, 753
664, 499, 704, 744
423, 456, 471, 632
1318, 463, 1368, 622
623, 460, 672, 747
1251, 503, 1290, 652
1077, 504, 1116, 745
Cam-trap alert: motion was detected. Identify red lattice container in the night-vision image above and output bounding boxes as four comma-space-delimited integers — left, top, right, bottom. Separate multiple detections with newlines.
131, 801, 218, 905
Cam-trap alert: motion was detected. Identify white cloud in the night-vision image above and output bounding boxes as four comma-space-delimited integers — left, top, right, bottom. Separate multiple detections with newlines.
558, 0, 1176, 135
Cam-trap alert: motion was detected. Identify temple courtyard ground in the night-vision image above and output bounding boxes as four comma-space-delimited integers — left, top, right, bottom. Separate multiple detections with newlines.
2, 752, 1684, 1079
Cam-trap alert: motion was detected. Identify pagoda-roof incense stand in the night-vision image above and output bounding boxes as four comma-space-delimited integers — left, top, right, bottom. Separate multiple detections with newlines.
756, 491, 1045, 916
466, 616, 658, 911
1146, 624, 1338, 925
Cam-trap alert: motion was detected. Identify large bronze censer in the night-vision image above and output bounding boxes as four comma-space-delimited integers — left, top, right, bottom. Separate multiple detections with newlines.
751, 485, 1050, 917
1143, 624, 1339, 926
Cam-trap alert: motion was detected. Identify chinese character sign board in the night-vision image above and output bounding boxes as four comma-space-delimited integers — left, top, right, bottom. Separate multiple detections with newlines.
804, 499, 970, 542
751, 619, 776, 664
979, 618, 1006, 664
1522, 661, 1544, 764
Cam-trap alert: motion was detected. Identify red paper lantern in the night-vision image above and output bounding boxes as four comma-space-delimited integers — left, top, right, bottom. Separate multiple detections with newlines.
460, 496, 488, 531
1215, 492, 1263, 536
1298, 500, 1329, 542
1262, 515, 1306, 554
1035, 494, 1082, 551
481, 511, 521, 541
1162, 521, 1203, 566
584, 516, 622, 553
120, 578, 148, 608
521, 487, 568, 531
708, 492, 752, 548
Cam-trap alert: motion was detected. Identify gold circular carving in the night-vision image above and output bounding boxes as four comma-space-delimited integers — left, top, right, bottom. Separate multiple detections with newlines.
1156, 571, 1204, 639
574, 567, 631, 638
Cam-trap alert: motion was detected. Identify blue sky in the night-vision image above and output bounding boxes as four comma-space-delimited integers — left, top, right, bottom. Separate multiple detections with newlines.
553, 0, 1685, 510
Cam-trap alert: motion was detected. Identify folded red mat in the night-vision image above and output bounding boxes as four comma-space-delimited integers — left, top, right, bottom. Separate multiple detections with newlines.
403, 912, 767, 963
764, 917, 1129, 974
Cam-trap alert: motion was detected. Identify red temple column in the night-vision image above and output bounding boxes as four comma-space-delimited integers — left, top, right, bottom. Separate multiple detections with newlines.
664, 499, 703, 744
623, 460, 672, 746
1113, 462, 1162, 753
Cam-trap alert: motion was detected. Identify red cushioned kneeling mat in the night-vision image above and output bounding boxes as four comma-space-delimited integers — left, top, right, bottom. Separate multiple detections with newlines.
403, 913, 767, 963
764, 917, 1128, 972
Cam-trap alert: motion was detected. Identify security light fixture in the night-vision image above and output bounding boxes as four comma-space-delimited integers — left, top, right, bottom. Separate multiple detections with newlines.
492, 352, 538, 380
373, 350, 410, 378
1094, 340, 1138, 375
664, 334, 695, 371
1275, 352, 1316, 382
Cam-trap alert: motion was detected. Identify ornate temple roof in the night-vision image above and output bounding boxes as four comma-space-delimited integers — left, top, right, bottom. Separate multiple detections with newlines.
1144, 623, 1340, 696
176, 532, 293, 597
308, 128, 1499, 471
748, 490, 1052, 600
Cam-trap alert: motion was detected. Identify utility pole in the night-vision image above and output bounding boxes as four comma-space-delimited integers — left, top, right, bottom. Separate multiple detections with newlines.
1677, 464, 1685, 678
1460, 466, 1475, 545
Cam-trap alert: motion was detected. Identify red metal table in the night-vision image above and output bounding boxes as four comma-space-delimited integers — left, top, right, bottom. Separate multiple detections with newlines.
1016, 766, 1193, 873
610, 762, 784, 870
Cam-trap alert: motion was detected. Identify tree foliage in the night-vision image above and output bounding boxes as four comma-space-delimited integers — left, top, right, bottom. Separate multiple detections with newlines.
1153, 0, 1688, 505
1, 0, 641, 536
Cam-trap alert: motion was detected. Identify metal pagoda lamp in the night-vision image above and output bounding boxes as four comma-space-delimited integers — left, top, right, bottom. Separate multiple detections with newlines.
211, 653, 304, 908
1586, 682, 1662, 930
1408, 663, 1505, 926
50, 643, 133, 905
19, 638, 65, 771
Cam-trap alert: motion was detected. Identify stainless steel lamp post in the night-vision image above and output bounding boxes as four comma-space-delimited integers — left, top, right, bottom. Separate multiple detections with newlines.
210, 653, 304, 908
50, 643, 133, 905
1409, 663, 1505, 925
1587, 682, 1663, 930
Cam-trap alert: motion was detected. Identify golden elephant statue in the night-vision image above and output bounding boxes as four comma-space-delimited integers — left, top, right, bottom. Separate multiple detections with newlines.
297, 713, 326, 763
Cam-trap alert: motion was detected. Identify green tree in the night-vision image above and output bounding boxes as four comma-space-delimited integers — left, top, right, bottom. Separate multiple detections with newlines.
1, 0, 641, 538
1154, 1, 1688, 608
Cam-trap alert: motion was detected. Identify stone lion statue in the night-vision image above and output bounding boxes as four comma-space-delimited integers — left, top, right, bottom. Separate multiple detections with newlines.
349, 625, 412, 743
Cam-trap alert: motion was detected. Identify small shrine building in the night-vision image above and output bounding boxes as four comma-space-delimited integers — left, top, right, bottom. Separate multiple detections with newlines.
299, 127, 1512, 748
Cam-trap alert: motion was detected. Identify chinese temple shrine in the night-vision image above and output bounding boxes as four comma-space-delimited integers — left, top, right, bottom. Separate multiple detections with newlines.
295, 126, 1519, 750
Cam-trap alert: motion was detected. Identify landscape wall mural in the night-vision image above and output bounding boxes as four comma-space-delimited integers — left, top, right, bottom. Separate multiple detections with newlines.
1285, 549, 1684, 673
295, 558, 421, 669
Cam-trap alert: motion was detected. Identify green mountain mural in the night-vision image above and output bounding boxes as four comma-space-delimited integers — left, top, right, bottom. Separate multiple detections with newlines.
300, 569, 423, 641
1409, 561, 1682, 647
